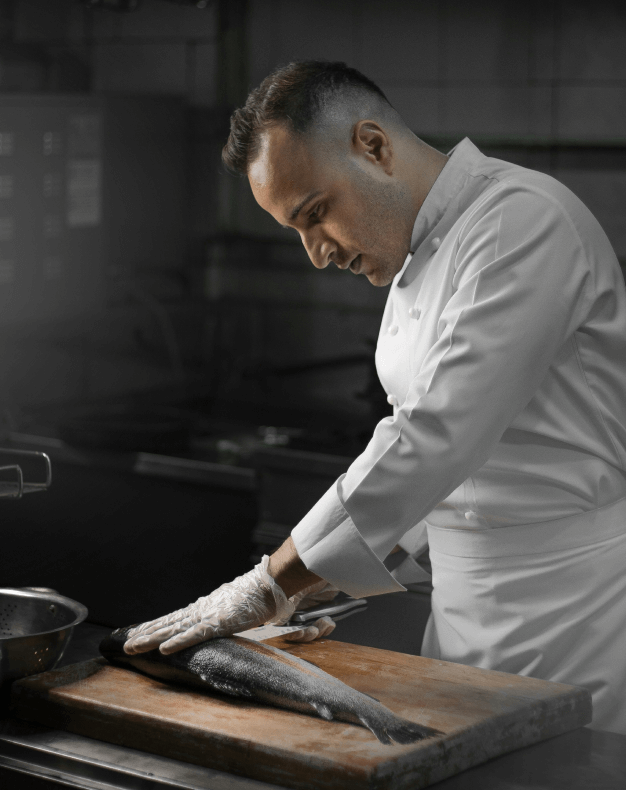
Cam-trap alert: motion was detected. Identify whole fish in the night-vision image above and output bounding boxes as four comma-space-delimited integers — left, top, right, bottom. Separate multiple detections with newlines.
100, 626, 441, 745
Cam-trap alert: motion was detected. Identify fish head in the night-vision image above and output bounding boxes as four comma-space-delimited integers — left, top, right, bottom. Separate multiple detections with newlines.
99, 625, 141, 663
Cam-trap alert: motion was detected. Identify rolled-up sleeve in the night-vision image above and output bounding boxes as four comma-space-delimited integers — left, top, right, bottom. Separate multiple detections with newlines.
292, 184, 594, 597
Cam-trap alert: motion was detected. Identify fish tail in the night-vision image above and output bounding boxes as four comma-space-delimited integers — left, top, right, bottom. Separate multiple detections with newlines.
383, 716, 443, 745
359, 711, 442, 745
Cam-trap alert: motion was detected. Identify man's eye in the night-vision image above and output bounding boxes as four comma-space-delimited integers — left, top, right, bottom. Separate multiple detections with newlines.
309, 206, 322, 221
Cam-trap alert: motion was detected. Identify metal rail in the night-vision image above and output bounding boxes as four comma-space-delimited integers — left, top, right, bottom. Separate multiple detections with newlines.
0, 449, 51, 499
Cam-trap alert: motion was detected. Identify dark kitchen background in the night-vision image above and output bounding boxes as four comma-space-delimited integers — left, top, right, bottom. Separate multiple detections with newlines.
0, 0, 624, 651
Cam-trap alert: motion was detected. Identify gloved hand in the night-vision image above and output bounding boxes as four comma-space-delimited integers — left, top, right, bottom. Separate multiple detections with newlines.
123, 556, 331, 656
284, 615, 336, 642
281, 580, 339, 642
293, 581, 339, 611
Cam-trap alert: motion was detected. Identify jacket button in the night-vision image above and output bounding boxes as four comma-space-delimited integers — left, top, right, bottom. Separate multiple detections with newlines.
387, 394, 397, 406
388, 324, 399, 335
408, 306, 420, 319
464, 510, 475, 520
432, 237, 441, 250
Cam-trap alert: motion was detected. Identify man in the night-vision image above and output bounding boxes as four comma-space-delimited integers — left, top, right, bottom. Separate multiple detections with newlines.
124, 62, 626, 734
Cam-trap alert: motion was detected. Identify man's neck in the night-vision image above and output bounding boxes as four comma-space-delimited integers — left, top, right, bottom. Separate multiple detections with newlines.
403, 137, 449, 220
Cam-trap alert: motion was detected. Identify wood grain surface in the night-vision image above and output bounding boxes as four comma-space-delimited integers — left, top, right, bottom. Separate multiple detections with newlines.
10, 637, 592, 790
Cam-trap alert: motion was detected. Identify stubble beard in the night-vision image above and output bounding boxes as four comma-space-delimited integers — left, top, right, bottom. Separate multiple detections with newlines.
353, 169, 413, 287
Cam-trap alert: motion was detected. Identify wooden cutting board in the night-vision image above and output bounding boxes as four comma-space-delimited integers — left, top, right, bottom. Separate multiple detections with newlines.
10, 638, 591, 790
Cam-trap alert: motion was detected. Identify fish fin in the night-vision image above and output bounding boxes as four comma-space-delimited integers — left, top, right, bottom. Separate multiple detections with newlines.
310, 701, 334, 721
359, 715, 392, 745
206, 676, 254, 699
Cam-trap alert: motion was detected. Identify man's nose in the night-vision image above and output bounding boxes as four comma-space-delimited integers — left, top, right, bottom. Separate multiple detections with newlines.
302, 231, 337, 270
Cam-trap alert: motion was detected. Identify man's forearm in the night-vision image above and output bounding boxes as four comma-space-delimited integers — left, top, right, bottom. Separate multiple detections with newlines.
268, 536, 322, 598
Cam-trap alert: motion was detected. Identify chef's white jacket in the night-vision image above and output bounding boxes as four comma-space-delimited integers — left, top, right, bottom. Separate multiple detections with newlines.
292, 138, 626, 599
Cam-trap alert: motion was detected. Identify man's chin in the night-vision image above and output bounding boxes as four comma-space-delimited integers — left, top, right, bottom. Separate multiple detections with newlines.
362, 256, 405, 287
365, 269, 394, 287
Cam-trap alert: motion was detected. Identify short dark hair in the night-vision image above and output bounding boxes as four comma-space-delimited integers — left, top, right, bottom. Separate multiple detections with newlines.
222, 61, 391, 175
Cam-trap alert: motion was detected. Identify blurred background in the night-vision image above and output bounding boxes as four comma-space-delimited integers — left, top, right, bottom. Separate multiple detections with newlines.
0, 0, 624, 649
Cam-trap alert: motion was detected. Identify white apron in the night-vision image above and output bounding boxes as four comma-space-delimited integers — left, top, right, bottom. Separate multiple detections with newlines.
421, 497, 626, 735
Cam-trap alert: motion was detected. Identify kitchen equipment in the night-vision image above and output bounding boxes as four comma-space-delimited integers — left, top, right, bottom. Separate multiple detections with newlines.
289, 595, 367, 623
0, 448, 89, 696
57, 405, 192, 453
10, 637, 591, 790
236, 595, 368, 641
0, 449, 51, 499
0, 588, 88, 691
0, 94, 186, 326
251, 445, 356, 561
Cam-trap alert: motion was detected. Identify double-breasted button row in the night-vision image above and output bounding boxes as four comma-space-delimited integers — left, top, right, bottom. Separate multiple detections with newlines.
388, 308, 420, 332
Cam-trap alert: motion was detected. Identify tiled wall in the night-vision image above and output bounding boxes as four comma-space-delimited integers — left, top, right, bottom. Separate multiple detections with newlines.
12, 0, 626, 235
3, 0, 626, 422
249, 0, 626, 141
246, 0, 626, 251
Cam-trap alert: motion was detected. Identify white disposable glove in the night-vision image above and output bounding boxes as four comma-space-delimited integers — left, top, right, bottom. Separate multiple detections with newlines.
293, 581, 339, 610
284, 615, 336, 642
282, 581, 339, 642
124, 557, 331, 655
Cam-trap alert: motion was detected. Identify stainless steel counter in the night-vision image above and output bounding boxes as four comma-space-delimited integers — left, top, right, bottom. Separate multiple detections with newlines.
1, 623, 624, 790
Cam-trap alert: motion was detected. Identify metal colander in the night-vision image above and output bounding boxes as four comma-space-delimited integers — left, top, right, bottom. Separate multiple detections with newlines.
0, 588, 88, 689
0, 596, 20, 638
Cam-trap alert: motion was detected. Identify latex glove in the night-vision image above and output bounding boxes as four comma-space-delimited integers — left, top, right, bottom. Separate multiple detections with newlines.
282, 581, 338, 643
293, 581, 339, 611
284, 615, 336, 642
124, 555, 295, 656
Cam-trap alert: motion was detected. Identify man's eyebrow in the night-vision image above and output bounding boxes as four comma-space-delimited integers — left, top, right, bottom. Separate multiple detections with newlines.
288, 191, 323, 222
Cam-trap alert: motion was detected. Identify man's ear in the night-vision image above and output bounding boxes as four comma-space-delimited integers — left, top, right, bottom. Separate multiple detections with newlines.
352, 120, 393, 175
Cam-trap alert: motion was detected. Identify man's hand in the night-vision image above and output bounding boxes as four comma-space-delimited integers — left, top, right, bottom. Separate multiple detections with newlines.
294, 581, 339, 610
123, 539, 333, 656
284, 615, 336, 642
123, 555, 295, 655
281, 579, 339, 642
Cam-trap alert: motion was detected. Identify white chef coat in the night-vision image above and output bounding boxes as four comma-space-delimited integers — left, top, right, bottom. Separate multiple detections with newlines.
291, 138, 626, 733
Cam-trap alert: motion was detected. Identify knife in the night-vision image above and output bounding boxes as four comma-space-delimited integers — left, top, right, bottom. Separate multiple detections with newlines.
236, 596, 368, 641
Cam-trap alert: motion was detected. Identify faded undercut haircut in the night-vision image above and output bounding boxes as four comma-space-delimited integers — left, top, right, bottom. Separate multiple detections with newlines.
222, 61, 392, 175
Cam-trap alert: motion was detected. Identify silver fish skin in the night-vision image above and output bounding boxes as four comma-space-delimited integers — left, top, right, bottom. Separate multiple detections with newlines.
99, 626, 441, 746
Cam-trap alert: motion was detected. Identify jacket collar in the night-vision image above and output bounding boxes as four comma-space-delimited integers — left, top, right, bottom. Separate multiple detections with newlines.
393, 138, 485, 284
410, 137, 485, 253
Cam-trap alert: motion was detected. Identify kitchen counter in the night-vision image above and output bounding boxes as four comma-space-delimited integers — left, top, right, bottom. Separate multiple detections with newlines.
1, 623, 624, 790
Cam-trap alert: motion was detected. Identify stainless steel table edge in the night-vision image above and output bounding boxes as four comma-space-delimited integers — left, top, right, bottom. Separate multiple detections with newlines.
0, 717, 284, 790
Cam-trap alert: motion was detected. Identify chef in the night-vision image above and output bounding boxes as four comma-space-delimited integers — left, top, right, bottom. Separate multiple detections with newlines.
124, 61, 626, 735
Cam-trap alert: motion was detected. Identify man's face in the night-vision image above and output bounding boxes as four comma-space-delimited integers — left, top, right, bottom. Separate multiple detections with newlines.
248, 124, 413, 287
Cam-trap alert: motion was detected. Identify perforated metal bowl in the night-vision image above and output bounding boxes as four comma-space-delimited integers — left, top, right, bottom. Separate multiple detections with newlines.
0, 587, 88, 689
